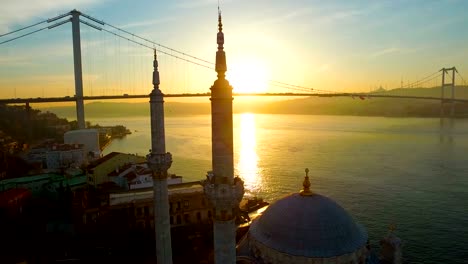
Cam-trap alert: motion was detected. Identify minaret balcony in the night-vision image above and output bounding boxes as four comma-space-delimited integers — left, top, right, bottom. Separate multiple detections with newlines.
147, 152, 173, 176
203, 177, 245, 220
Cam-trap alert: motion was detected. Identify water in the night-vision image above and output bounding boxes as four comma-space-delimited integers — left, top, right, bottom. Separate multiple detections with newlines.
93, 114, 468, 263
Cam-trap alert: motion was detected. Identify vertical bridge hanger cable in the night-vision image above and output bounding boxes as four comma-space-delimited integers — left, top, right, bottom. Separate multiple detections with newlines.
79, 12, 215, 67
0, 9, 319, 95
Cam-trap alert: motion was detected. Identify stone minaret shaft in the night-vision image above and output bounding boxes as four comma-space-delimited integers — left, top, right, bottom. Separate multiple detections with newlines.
212, 11, 232, 184
204, 11, 245, 264
147, 50, 173, 264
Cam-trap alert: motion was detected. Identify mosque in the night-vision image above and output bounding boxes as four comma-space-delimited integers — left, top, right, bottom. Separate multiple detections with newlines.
235, 169, 402, 264
207, 10, 403, 264
147, 7, 403, 264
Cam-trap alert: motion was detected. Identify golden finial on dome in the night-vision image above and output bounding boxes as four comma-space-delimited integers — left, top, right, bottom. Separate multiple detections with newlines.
300, 168, 314, 196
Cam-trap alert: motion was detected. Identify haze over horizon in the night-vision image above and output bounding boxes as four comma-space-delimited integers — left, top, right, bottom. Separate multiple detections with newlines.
1, 0, 467, 99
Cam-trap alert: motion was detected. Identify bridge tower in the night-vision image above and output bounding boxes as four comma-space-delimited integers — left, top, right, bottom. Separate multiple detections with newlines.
71, 10, 86, 129
440, 67, 457, 117
203, 10, 244, 264
146, 50, 173, 263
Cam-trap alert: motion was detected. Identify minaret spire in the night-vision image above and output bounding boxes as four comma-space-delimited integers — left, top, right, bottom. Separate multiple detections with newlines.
218, 5, 223, 32
204, 7, 244, 264
147, 48, 173, 264
215, 5, 227, 79
153, 49, 160, 90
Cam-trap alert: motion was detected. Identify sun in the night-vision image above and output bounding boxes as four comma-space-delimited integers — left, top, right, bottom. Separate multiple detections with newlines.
228, 58, 269, 93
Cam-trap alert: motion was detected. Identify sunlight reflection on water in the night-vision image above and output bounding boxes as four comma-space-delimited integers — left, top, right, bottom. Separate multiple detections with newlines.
236, 113, 261, 195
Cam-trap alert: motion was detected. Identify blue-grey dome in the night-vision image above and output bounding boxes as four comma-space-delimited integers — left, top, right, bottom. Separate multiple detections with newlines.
249, 193, 368, 258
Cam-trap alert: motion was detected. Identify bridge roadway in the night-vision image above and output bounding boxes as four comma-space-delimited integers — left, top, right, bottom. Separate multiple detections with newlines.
0, 93, 467, 104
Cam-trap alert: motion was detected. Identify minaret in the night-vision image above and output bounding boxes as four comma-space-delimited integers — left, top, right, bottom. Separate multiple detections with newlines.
204, 10, 245, 264
146, 50, 173, 264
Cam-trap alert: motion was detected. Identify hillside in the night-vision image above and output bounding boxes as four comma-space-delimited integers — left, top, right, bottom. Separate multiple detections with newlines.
41, 87, 468, 118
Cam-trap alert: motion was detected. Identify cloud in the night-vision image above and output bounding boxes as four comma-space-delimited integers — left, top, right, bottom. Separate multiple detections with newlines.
369, 46, 422, 59
307, 2, 386, 29
120, 17, 176, 29
314, 9, 362, 25
254, 6, 364, 28
371, 47, 400, 58
173, 0, 224, 9
0, 56, 34, 66
0, 0, 105, 33
253, 7, 314, 26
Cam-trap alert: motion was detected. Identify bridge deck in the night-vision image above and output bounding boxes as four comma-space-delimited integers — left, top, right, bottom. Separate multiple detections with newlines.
0, 93, 467, 104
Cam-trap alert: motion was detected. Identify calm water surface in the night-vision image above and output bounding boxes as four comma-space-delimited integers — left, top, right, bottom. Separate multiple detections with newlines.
94, 114, 468, 263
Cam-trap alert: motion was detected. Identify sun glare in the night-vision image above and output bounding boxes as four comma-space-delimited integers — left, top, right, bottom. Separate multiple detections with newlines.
236, 113, 260, 193
228, 59, 269, 93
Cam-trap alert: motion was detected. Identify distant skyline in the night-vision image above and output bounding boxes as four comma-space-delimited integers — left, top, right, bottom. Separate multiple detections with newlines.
1, 0, 468, 98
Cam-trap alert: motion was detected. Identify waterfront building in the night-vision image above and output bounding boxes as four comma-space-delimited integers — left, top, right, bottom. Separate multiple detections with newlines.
64, 129, 101, 158
236, 169, 402, 264
45, 144, 86, 170
107, 162, 182, 190
0, 173, 86, 197
103, 181, 212, 229
86, 152, 145, 188
25, 143, 86, 170
0, 188, 31, 218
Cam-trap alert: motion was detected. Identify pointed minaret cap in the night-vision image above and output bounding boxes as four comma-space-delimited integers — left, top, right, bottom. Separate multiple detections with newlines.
218, 11, 222, 32
300, 168, 314, 196
215, 7, 227, 76
152, 49, 160, 89
217, 7, 224, 47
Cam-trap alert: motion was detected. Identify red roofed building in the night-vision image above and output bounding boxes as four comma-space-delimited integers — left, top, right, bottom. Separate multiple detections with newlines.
0, 188, 31, 217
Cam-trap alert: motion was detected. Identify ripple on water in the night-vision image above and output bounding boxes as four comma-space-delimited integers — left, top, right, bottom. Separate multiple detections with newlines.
100, 114, 468, 263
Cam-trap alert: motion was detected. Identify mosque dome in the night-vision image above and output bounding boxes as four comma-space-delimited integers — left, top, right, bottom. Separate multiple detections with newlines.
238, 169, 370, 263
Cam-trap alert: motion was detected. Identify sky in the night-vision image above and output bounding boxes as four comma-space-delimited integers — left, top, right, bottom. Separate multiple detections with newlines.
0, 0, 468, 98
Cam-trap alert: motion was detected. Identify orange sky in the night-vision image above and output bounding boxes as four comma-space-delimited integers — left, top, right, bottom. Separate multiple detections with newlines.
1, 0, 468, 100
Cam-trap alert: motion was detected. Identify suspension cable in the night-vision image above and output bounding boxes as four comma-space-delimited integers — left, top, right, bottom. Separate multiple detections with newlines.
0, 11, 71, 38
269, 81, 318, 93
269, 82, 304, 92
268, 80, 313, 91
0, 19, 70, 45
78, 13, 321, 94
413, 74, 440, 88
94, 17, 318, 94
80, 12, 214, 66
101, 28, 214, 70
456, 71, 467, 86
401, 71, 440, 89
80, 20, 215, 71
0, 20, 48, 38
2, 10, 461, 97
0, 26, 48, 45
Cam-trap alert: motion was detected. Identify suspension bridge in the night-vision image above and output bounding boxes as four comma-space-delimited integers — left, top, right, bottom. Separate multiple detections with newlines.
1, 10, 468, 128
